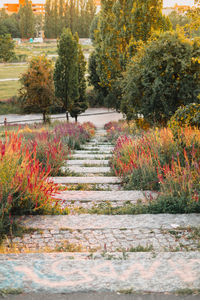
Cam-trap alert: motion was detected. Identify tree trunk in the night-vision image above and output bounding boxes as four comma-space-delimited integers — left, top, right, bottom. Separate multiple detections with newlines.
75, 115, 77, 123
66, 111, 69, 122
43, 111, 46, 123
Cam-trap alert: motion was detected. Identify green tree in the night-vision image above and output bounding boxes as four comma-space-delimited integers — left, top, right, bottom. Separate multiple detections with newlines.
168, 11, 189, 30
44, 0, 52, 38
19, 56, 55, 123
19, 0, 35, 38
69, 33, 87, 122
0, 9, 20, 37
44, 0, 96, 38
54, 28, 79, 121
0, 34, 15, 62
185, 0, 200, 37
121, 31, 200, 125
34, 14, 43, 38
92, 0, 171, 109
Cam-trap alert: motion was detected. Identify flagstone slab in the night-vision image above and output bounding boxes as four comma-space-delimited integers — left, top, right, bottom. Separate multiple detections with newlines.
82, 146, 114, 150
0, 252, 200, 293
49, 177, 121, 184
18, 214, 200, 231
71, 154, 112, 159
73, 150, 113, 154
65, 166, 111, 174
54, 190, 157, 203
66, 160, 109, 165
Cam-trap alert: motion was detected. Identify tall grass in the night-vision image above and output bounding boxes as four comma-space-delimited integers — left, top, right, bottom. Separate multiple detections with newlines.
0, 131, 60, 237
110, 125, 200, 213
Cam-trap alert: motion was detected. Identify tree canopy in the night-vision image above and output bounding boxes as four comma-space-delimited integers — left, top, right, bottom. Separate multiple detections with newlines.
54, 28, 79, 120
19, 56, 55, 123
89, 0, 171, 109
69, 33, 87, 122
44, 0, 96, 38
0, 34, 15, 62
121, 31, 200, 124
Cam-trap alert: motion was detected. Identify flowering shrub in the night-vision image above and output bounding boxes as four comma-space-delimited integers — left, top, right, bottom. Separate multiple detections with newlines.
105, 121, 139, 142
82, 122, 96, 138
22, 131, 69, 176
53, 122, 96, 150
19, 122, 95, 175
111, 127, 200, 212
0, 132, 60, 237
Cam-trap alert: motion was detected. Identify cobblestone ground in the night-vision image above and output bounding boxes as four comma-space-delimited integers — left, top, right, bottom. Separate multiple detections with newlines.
1, 128, 200, 294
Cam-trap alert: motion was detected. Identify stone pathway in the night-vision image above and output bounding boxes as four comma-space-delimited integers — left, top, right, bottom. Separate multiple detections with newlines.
0, 128, 200, 294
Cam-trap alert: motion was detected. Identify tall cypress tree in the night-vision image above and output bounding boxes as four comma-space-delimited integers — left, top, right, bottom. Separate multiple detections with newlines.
44, 0, 52, 38
19, 0, 35, 38
69, 33, 87, 122
54, 28, 79, 121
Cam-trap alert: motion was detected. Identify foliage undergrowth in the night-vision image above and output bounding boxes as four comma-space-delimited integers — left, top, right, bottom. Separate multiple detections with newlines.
108, 122, 200, 213
0, 121, 96, 237
0, 131, 62, 239
104, 120, 149, 142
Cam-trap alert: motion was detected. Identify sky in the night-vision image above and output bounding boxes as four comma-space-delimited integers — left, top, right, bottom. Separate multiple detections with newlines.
0, 0, 195, 9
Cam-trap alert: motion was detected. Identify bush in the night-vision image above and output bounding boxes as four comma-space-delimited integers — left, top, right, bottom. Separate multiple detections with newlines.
121, 32, 200, 125
21, 128, 69, 176
110, 125, 200, 212
0, 97, 22, 115
53, 122, 96, 150
104, 120, 142, 142
168, 103, 200, 130
0, 132, 60, 237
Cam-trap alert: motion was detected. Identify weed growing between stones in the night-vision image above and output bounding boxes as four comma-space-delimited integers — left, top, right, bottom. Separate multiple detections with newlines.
175, 288, 200, 295
0, 288, 23, 296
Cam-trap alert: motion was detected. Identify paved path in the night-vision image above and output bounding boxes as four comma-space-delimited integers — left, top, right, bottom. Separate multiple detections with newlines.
2, 214, 199, 252
0, 253, 200, 293
1, 128, 200, 295
0, 78, 19, 82
1, 293, 199, 300
0, 108, 123, 128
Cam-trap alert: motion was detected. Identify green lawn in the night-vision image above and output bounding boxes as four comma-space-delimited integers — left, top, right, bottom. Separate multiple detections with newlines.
0, 65, 27, 80
0, 41, 93, 102
0, 80, 21, 100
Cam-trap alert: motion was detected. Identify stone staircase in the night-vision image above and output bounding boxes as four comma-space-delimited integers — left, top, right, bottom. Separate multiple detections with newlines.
0, 128, 200, 294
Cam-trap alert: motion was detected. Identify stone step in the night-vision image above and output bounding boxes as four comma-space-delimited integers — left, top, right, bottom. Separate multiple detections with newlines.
55, 190, 157, 204
81, 146, 114, 151
66, 160, 109, 166
63, 166, 111, 174
55, 190, 157, 207
74, 150, 113, 154
87, 142, 113, 146
71, 154, 112, 159
2, 214, 199, 253
49, 177, 120, 184
1, 252, 199, 293
17, 214, 200, 230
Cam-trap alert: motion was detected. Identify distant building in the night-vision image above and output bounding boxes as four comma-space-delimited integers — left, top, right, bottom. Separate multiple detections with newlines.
95, 0, 101, 13
163, 4, 192, 16
3, 0, 45, 15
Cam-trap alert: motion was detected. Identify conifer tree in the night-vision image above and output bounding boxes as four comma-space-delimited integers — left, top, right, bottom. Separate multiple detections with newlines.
54, 28, 79, 121
19, 0, 35, 38
69, 33, 87, 122
0, 34, 15, 62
